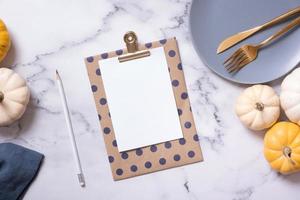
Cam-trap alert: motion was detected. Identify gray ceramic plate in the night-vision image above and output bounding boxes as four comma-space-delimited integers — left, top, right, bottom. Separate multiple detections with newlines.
190, 0, 300, 84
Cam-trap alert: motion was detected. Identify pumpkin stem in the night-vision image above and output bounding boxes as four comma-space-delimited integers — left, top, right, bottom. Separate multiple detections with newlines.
0, 91, 3, 102
255, 102, 264, 111
283, 146, 296, 165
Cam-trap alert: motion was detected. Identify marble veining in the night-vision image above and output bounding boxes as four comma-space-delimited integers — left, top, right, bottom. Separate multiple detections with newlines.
0, 0, 299, 200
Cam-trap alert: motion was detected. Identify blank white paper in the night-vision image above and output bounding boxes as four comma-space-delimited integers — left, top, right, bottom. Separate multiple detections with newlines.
100, 47, 183, 152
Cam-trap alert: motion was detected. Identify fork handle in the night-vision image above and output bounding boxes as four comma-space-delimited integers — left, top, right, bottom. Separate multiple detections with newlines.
258, 16, 300, 48
261, 6, 300, 30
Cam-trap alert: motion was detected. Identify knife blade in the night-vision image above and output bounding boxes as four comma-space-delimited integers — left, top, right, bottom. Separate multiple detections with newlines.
217, 26, 260, 54
217, 6, 300, 54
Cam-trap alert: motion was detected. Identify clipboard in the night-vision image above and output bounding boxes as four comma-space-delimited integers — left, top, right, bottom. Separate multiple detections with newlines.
85, 32, 203, 180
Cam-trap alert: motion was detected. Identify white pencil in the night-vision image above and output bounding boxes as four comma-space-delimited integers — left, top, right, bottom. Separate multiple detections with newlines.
56, 70, 85, 187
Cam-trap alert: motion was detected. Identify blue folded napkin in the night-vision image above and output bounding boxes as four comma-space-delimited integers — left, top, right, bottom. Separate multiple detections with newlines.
0, 143, 44, 200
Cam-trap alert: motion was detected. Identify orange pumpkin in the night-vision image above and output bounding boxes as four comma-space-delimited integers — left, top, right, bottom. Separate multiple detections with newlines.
264, 122, 300, 174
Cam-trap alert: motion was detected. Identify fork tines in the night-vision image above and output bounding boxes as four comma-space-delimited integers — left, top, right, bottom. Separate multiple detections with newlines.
223, 48, 250, 73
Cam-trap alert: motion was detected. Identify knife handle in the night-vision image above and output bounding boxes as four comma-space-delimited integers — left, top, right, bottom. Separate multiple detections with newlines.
261, 6, 300, 30
259, 16, 300, 48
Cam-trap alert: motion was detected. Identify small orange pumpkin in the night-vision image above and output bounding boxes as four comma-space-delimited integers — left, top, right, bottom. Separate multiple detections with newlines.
264, 122, 300, 174
0, 19, 11, 62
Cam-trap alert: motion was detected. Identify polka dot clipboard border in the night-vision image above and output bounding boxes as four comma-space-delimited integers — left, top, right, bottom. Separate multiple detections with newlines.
85, 37, 203, 180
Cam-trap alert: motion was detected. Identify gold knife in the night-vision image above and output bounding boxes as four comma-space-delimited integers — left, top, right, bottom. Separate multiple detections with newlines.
217, 6, 300, 54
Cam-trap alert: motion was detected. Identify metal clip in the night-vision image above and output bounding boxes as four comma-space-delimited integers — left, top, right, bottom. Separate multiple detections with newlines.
118, 31, 150, 62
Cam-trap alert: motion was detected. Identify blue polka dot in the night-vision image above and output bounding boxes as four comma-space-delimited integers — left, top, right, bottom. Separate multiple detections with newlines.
100, 98, 107, 105
108, 112, 111, 118
172, 80, 179, 87
91, 85, 97, 92
179, 138, 186, 145
121, 152, 128, 159
136, 148, 143, 156
177, 63, 182, 70
116, 49, 123, 55
145, 43, 152, 48
96, 68, 101, 76
150, 145, 157, 152
184, 122, 192, 129
116, 168, 123, 176
98, 114, 101, 121
188, 151, 195, 158
145, 161, 152, 169
159, 39, 167, 44
181, 92, 188, 99
178, 109, 182, 116
103, 127, 111, 134
108, 156, 114, 163
168, 50, 176, 57
159, 158, 166, 165
112, 140, 117, 147
101, 53, 108, 59
130, 165, 138, 172
190, 106, 192, 112
164, 141, 172, 149
193, 134, 199, 142
86, 56, 94, 63
174, 154, 181, 161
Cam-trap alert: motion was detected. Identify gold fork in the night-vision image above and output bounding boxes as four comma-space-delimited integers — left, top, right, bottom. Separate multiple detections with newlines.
224, 16, 300, 73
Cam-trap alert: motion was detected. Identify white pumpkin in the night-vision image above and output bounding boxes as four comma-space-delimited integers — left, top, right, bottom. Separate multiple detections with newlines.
235, 85, 280, 131
0, 68, 30, 126
280, 68, 300, 125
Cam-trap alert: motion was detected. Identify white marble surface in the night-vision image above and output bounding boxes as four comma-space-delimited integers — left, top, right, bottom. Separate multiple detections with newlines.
0, 0, 299, 200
